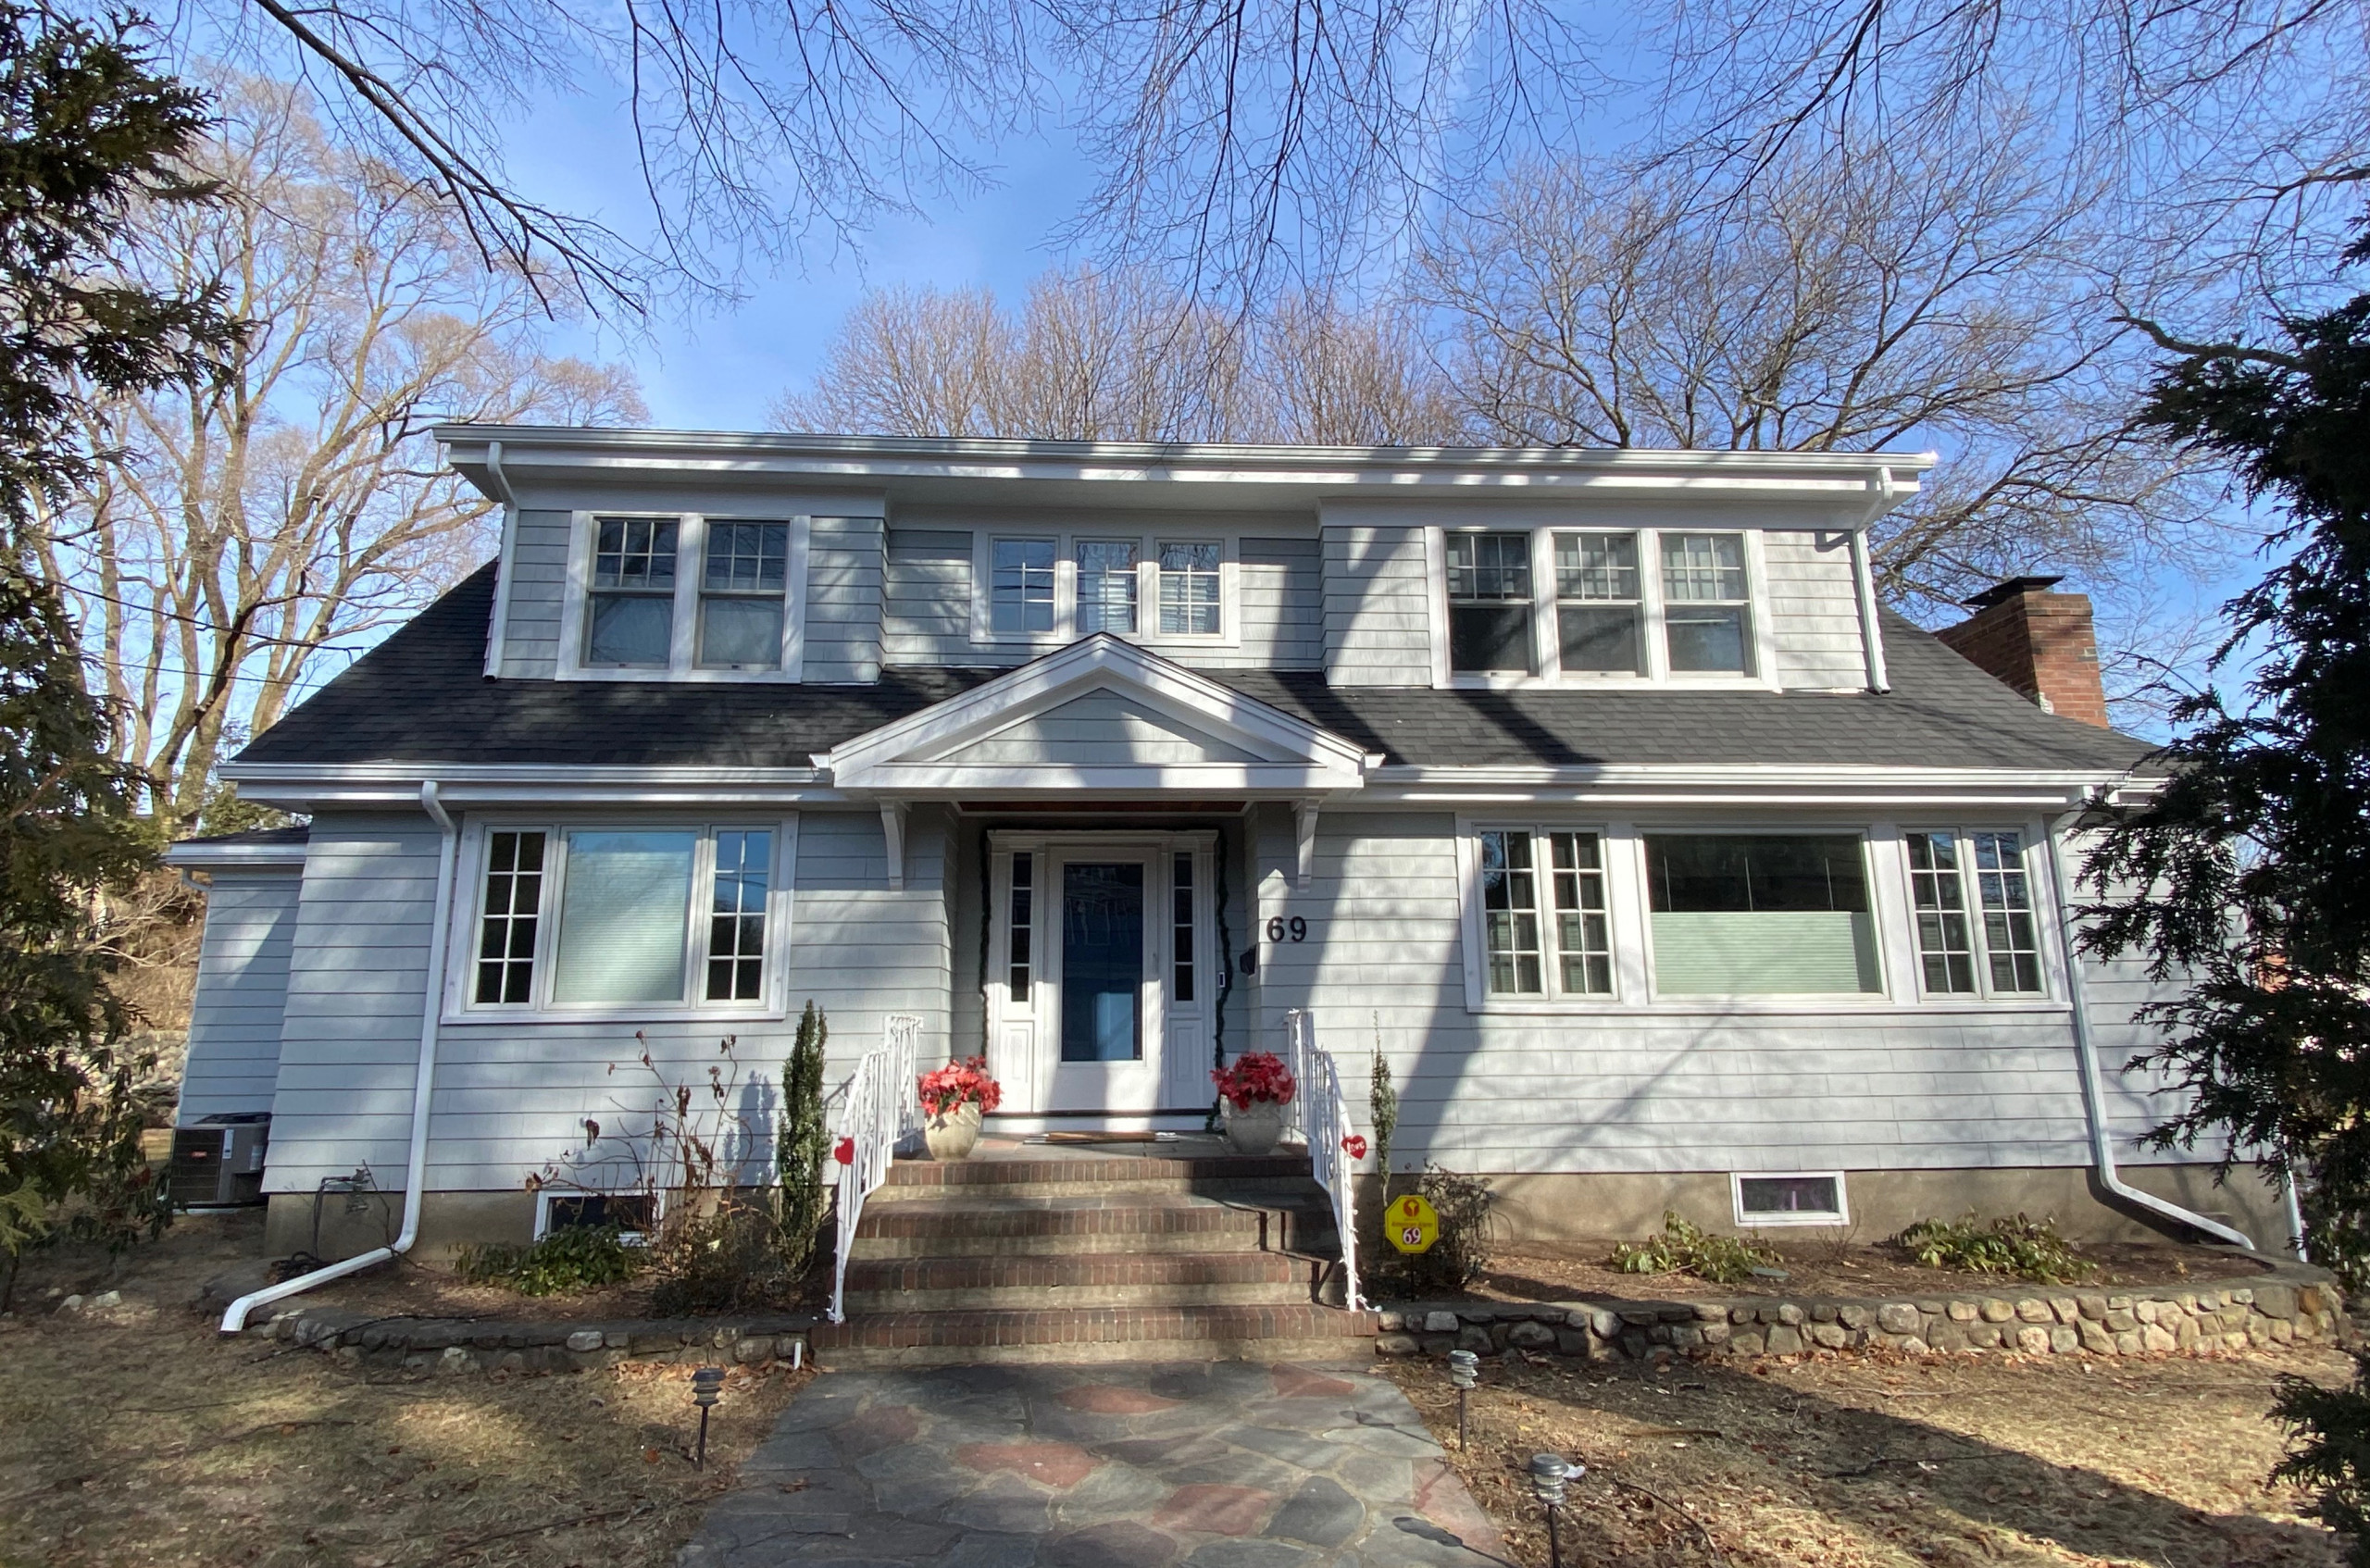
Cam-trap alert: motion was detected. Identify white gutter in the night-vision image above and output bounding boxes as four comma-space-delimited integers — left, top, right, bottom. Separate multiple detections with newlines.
1850, 467, 1896, 694
219, 780, 462, 1333
480, 441, 518, 678
2043, 813, 2256, 1251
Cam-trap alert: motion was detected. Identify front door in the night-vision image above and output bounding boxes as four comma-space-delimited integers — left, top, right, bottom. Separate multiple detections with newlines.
987, 832, 1214, 1124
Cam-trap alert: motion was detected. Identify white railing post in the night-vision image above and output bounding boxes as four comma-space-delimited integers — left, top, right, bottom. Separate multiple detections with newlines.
829, 1013, 927, 1325
1281, 1008, 1361, 1312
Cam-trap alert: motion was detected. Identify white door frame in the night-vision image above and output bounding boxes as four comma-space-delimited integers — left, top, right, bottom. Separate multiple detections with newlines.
986, 829, 1217, 1126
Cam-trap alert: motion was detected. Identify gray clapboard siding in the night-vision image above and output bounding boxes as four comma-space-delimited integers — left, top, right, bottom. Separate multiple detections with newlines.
266, 815, 443, 1195
498, 509, 573, 678
418, 809, 953, 1191
1761, 529, 1873, 691
941, 690, 1268, 765
1322, 524, 1432, 685
883, 529, 977, 665
1245, 807, 2132, 1176
805, 516, 883, 682
178, 871, 300, 1121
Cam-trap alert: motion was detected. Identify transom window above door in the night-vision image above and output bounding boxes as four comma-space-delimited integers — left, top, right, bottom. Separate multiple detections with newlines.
976, 533, 1236, 645
565, 514, 810, 680
1434, 526, 1767, 684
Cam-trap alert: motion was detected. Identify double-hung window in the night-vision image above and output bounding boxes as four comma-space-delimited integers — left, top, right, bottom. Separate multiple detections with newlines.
1158, 541, 1222, 636
1476, 828, 1615, 999
1645, 834, 1881, 994
1905, 829, 2045, 997
1446, 532, 1535, 674
466, 825, 783, 1014
1076, 541, 1140, 633
1554, 532, 1644, 675
1660, 533, 1753, 674
990, 539, 1058, 633
573, 514, 804, 677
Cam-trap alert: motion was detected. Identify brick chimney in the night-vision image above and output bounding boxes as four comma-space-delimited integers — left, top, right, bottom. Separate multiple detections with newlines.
1934, 576, 2111, 728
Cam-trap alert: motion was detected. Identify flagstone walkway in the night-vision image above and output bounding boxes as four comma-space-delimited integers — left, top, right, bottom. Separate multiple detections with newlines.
678, 1361, 1511, 1568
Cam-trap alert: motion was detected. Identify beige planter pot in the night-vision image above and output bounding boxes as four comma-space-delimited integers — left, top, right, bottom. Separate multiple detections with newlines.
1224, 1101, 1287, 1156
924, 1101, 983, 1160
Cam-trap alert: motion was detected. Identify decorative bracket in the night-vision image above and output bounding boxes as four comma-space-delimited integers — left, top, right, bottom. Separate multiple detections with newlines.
1292, 798, 1320, 891
879, 800, 909, 892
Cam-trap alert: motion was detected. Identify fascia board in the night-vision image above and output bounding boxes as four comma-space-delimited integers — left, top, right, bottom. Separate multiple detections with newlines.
163, 841, 308, 870
855, 764, 1356, 793
1369, 764, 2138, 789
220, 761, 829, 786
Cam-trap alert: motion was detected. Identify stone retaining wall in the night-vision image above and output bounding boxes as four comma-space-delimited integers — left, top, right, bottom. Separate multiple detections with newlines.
247, 1304, 817, 1376
1376, 1266, 2347, 1365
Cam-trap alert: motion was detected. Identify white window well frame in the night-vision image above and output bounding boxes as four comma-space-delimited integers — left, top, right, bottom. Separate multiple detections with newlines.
534, 1188, 655, 1244
971, 529, 1241, 649
557, 512, 812, 681
1426, 523, 1779, 691
444, 815, 798, 1024
1732, 1170, 1850, 1227
1897, 826, 2052, 1002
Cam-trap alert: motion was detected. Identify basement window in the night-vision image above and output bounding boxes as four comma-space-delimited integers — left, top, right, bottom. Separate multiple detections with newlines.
536, 1190, 655, 1242
1732, 1172, 1847, 1227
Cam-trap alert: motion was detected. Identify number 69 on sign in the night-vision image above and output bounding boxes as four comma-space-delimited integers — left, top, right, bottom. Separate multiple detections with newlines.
1388, 1193, 1439, 1254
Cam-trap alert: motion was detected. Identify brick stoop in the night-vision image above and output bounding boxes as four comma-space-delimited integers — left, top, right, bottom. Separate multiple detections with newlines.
810, 1147, 1376, 1367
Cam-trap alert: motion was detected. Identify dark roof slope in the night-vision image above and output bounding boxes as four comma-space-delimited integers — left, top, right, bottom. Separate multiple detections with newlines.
236, 564, 2153, 774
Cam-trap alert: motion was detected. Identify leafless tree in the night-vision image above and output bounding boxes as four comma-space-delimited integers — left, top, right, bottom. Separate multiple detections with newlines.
37, 75, 645, 826
776, 267, 1461, 443
148, 0, 1590, 314
1417, 126, 2232, 628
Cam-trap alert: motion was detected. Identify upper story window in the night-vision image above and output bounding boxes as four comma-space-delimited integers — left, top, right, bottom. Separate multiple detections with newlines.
462, 822, 788, 1016
1905, 829, 2044, 997
565, 514, 807, 680
1661, 533, 1753, 675
976, 532, 1234, 645
1433, 525, 1768, 686
1446, 532, 1535, 674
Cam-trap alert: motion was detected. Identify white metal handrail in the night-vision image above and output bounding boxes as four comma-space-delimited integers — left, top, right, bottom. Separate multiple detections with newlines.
828, 1013, 923, 1325
1281, 1008, 1362, 1311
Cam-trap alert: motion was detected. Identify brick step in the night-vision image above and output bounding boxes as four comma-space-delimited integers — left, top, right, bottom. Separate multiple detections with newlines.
809, 1302, 1379, 1368
848, 1194, 1338, 1259
842, 1250, 1321, 1313
879, 1153, 1315, 1201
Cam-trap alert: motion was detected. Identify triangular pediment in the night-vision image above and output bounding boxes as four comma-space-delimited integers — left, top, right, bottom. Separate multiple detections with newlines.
817, 635, 1377, 795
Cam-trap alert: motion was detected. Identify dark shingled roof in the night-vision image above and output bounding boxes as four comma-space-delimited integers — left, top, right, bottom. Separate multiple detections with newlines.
235, 564, 2154, 774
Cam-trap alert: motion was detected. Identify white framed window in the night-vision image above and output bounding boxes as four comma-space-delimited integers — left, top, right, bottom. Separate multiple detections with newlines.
1471, 827, 1617, 1001
1428, 524, 1773, 688
454, 819, 795, 1020
560, 513, 810, 681
1903, 828, 2046, 997
1644, 832, 1883, 996
973, 532, 1237, 646
1733, 1171, 1848, 1227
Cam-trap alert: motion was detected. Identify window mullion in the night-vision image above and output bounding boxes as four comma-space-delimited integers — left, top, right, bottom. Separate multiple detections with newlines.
690, 828, 718, 998
1638, 529, 1669, 679
670, 516, 704, 672
534, 828, 564, 1011
1530, 531, 1557, 678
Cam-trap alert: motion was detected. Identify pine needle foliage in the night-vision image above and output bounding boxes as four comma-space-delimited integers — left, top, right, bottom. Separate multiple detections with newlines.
775, 1002, 830, 1275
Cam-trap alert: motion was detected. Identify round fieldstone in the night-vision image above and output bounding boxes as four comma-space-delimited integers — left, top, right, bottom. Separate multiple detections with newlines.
1507, 1321, 1556, 1350
2015, 1326, 2052, 1355
566, 1329, 604, 1352
1422, 1311, 1459, 1334
1375, 1333, 1421, 1357
1876, 1303, 1920, 1335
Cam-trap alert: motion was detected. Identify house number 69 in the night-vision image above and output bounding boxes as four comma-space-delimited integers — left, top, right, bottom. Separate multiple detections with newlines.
1266, 916, 1307, 943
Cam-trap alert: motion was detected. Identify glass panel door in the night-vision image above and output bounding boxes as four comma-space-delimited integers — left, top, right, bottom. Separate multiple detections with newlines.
1060, 863, 1144, 1062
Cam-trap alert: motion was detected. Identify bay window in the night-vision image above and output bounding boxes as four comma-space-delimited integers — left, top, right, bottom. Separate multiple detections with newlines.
1906, 829, 2044, 996
1646, 834, 1880, 994
465, 824, 782, 1014
1477, 828, 1615, 999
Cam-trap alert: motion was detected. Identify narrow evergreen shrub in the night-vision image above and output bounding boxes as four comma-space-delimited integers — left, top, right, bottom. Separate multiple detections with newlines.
775, 1002, 829, 1275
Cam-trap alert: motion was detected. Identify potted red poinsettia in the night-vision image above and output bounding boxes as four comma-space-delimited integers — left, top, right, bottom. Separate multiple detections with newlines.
1211, 1051, 1297, 1155
917, 1055, 1002, 1160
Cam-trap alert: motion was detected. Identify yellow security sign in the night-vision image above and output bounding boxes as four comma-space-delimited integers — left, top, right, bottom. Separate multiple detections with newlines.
1387, 1193, 1440, 1254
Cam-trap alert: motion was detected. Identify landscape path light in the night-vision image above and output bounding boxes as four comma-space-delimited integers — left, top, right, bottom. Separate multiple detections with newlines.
692, 1366, 726, 1469
1528, 1451, 1582, 1568
1445, 1349, 1479, 1450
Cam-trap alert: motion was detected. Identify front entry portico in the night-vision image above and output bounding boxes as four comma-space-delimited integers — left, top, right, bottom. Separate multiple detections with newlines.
987, 830, 1217, 1124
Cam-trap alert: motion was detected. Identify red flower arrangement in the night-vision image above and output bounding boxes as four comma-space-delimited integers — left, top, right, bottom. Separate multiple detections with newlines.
1211, 1051, 1297, 1111
918, 1055, 1004, 1117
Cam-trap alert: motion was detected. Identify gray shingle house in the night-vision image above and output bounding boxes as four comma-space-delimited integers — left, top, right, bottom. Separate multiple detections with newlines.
170, 429, 2281, 1336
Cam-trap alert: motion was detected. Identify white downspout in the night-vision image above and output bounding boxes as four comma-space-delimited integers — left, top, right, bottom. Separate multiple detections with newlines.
2043, 813, 2258, 1252
480, 441, 518, 679
219, 780, 461, 1332
1850, 467, 1895, 694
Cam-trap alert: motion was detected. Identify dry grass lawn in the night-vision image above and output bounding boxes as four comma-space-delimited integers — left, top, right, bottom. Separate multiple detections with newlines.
0, 1213, 807, 1568
1388, 1344, 2352, 1568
